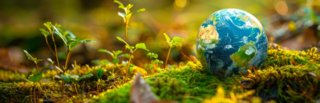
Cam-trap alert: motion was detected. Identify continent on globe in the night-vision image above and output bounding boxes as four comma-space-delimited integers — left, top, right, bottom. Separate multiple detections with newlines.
230, 41, 256, 73
196, 9, 268, 77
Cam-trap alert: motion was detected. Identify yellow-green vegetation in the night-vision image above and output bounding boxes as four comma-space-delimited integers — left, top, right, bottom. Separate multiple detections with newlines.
114, 0, 145, 62
163, 33, 184, 70
92, 61, 253, 103
242, 44, 320, 103
90, 44, 320, 103
1, 44, 320, 102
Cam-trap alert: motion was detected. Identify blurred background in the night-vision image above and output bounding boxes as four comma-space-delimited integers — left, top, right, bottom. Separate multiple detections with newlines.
0, 0, 319, 73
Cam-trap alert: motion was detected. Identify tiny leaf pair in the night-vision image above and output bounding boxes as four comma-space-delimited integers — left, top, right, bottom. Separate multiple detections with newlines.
114, 0, 145, 23
116, 37, 149, 53
163, 33, 184, 47
98, 49, 131, 64
23, 50, 43, 64
163, 33, 184, 70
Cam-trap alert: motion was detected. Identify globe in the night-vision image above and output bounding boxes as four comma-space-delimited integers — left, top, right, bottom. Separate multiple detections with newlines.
196, 9, 268, 77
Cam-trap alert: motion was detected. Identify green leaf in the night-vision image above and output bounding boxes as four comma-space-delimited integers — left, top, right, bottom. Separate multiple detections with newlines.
116, 36, 131, 50
66, 30, 76, 39
128, 63, 134, 73
132, 8, 145, 15
47, 58, 54, 64
112, 59, 120, 64
55, 66, 63, 72
98, 49, 113, 56
126, 4, 134, 11
152, 59, 163, 64
61, 75, 70, 83
118, 53, 131, 58
114, 0, 125, 9
135, 43, 149, 51
54, 23, 61, 28
35, 59, 43, 63
43, 22, 52, 33
79, 73, 93, 81
23, 50, 34, 60
172, 37, 184, 42
81, 40, 95, 43
163, 33, 171, 42
69, 75, 79, 79
124, 53, 131, 58
58, 52, 67, 59
118, 12, 126, 19
69, 40, 94, 50
172, 42, 182, 47
52, 25, 68, 46
29, 73, 43, 82
116, 36, 128, 44
70, 78, 78, 83
69, 41, 81, 50
147, 52, 158, 59
39, 28, 50, 37
113, 50, 123, 58
96, 69, 104, 80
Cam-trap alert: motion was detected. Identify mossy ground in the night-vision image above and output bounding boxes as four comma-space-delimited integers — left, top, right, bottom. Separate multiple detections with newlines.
1, 44, 320, 103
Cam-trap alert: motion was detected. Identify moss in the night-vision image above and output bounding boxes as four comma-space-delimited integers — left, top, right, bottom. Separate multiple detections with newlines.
92, 61, 248, 103
1, 44, 320, 103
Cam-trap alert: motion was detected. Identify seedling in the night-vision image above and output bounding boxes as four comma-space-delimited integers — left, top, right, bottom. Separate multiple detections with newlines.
98, 49, 130, 74
43, 23, 94, 97
23, 50, 43, 73
146, 52, 163, 73
96, 68, 104, 92
40, 22, 61, 68
69, 73, 93, 95
51, 24, 94, 71
116, 36, 149, 82
114, 0, 146, 61
163, 33, 184, 70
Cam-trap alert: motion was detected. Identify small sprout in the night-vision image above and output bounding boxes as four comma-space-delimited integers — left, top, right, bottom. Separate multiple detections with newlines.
147, 52, 158, 59
163, 33, 184, 70
96, 69, 104, 80
116, 37, 149, 53
23, 50, 42, 73
114, 0, 146, 62
39, 28, 50, 37
117, 36, 149, 82
146, 52, 163, 73
69, 73, 93, 95
98, 49, 130, 74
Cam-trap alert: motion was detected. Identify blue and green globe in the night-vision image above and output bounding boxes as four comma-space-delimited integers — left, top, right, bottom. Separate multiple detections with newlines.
196, 9, 268, 77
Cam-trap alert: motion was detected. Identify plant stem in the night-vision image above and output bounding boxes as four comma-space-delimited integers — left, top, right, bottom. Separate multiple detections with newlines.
73, 83, 78, 95
125, 53, 132, 82
147, 63, 150, 73
35, 63, 39, 74
44, 36, 55, 56
33, 86, 36, 103
164, 46, 172, 70
50, 33, 60, 68
121, 22, 128, 62
97, 79, 99, 92
64, 50, 72, 71
61, 81, 65, 98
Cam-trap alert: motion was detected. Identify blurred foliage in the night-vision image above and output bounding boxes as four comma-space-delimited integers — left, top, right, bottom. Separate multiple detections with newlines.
0, 0, 320, 103
0, 0, 276, 66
